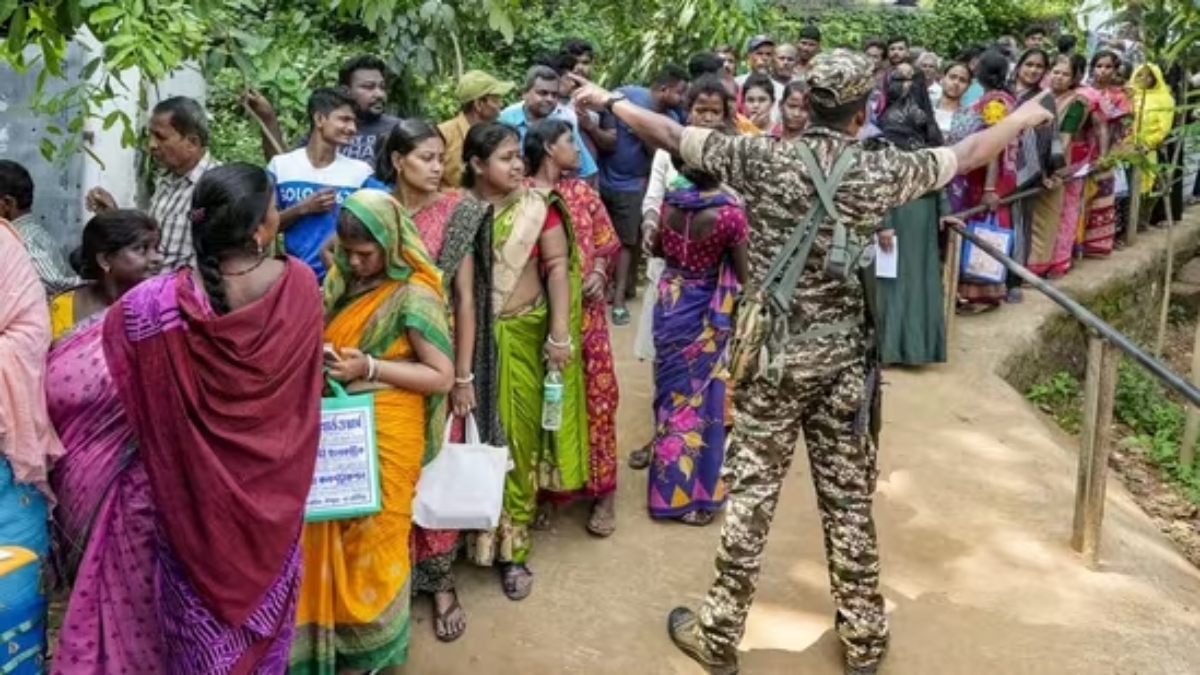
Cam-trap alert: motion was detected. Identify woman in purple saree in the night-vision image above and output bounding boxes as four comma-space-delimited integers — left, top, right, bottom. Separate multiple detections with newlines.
646, 163, 749, 526
47, 210, 164, 672
48, 164, 324, 674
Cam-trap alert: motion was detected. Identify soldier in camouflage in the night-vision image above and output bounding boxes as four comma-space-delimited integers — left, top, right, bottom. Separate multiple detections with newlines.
573, 49, 1053, 675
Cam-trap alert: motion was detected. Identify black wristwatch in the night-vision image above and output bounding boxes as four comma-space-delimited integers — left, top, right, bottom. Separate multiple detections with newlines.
604, 92, 628, 112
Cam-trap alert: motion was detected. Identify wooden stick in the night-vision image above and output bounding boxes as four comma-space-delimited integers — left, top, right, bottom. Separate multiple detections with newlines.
1126, 167, 1141, 248
243, 99, 286, 157
942, 226, 961, 348
1181, 317, 1200, 469
1080, 339, 1118, 569
1072, 335, 1104, 553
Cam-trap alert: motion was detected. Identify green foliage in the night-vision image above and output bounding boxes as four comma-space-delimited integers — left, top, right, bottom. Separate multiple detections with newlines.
602, 0, 762, 85
1113, 361, 1200, 501
0, 0, 519, 163
1027, 371, 1084, 434
918, 0, 990, 57
1026, 362, 1200, 502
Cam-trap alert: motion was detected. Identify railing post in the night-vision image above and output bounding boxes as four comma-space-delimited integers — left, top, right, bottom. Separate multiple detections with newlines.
1126, 167, 1141, 248
942, 225, 962, 348
1071, 336, 1119, 568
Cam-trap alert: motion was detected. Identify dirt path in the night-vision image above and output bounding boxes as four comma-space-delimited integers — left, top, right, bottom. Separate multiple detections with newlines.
403, 223, 1200, 675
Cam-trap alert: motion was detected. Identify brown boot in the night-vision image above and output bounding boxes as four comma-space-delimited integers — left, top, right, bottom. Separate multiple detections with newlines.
667, 607, 739, 675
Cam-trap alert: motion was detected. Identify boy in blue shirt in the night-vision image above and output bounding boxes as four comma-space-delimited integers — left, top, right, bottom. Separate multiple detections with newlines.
268, 87, 373, 281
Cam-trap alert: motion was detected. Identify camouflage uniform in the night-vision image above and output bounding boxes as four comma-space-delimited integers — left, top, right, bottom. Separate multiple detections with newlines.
671, 50, 959, 673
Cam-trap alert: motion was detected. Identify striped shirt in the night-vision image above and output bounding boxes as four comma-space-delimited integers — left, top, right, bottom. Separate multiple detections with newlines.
149, 153, 219, 270
11, 213, 80, 296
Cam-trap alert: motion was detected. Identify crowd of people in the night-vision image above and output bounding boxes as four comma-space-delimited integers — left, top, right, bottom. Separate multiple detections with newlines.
0, 16, 1171, 675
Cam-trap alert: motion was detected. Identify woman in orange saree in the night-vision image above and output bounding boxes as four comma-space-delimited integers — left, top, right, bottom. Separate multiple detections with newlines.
290, 189, 454, 674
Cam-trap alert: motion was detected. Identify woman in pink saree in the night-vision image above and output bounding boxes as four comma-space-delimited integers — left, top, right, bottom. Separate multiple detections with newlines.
47, 211, 164, 672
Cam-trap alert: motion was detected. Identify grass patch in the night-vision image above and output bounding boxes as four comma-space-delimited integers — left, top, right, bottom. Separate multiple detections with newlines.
1026, 363, 1200, 503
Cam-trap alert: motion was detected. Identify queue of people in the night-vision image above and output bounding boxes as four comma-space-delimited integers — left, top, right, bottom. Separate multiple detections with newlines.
0, 22, 1170, 675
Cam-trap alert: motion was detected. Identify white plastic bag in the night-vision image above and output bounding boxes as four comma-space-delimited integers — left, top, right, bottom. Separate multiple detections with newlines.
1114, 165, 1130, 198
633, 257, 665, 361
413, 415, 510, 530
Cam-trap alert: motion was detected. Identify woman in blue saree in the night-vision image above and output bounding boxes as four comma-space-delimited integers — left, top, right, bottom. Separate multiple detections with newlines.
645, 160, 748, 525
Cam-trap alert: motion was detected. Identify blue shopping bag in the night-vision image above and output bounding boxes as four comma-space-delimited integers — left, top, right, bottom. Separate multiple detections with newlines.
959, 213, 1013, 285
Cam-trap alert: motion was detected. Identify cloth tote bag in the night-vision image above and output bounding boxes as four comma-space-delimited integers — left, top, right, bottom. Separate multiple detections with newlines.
959, 214, 1013, 285
305, 380, 382, 522
413, 415, 510, 530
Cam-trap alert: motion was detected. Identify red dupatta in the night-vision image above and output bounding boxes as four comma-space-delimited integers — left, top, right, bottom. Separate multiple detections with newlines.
103, 258, 324, 626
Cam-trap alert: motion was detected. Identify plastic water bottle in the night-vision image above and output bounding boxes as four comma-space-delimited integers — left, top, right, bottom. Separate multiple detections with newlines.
542, 366, 564, 431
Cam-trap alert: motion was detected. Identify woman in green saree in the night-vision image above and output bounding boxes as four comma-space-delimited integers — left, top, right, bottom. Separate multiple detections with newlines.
460, 121, 586, 601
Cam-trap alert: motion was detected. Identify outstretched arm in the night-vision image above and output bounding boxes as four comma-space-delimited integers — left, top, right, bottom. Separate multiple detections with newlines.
951, 94, 1056, 174
572, 76, 685, 153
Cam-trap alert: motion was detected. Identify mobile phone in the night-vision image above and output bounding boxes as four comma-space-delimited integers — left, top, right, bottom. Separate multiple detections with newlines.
323, 343, 342, 363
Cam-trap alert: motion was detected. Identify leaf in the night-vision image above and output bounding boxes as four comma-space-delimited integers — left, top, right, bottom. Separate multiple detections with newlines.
7, 7, 27, 54
103, 109, 123, 130
40, 137, 56, 162
80, 56, 103, 82
89, 5, 125, 23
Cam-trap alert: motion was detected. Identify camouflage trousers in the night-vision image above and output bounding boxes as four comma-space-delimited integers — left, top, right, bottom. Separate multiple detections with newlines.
697, 356, 888, 669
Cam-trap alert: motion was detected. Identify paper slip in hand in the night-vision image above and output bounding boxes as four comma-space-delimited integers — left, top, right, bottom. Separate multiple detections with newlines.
875, 236, 898, 279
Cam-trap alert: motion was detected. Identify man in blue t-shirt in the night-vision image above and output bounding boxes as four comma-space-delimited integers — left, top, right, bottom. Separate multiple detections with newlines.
598, 65, 689, 325
267, 87, 373, 281
498, 65, 599, 180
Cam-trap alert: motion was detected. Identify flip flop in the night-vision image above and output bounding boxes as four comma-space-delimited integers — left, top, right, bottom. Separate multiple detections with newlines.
586, 495, 616, 538
611, 306, 631, 326
433, 591, 467, 643
627, 445, 652, 470
500, 563, 534, 601
678, 510, 715, 526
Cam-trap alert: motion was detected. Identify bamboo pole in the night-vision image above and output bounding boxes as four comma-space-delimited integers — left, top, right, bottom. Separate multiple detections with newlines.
1154, 78, 1189, 358
1071, 337, 1119, 568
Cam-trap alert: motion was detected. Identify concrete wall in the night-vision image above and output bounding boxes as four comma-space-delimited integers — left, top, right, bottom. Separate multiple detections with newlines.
0, 27, 206, 253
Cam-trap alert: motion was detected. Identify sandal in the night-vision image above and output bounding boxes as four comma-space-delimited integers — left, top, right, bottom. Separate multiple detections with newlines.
611, 306, 631, 326
432, 590, 467, 642
532, 502, 557, 531
678, 510, 715, 526
628, 445, 652, 470
500, 563, 534, 601
587, 494, 616, 537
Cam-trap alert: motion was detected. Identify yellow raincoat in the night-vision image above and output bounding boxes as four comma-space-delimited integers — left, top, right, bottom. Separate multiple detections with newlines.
1131, 63, 1176, 193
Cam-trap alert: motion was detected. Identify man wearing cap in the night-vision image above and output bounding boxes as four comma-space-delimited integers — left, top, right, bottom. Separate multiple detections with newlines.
572, 49, 1053, 675
438, 70, 515, 190
735, 35, 776, 87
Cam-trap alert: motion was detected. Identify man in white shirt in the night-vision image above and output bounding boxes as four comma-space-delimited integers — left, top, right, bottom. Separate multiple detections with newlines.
268, 87, 373, 281
86, 96, 219, 270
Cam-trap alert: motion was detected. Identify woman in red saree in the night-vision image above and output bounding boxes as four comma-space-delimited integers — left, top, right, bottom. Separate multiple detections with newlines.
945, 50, 1019, 311
103, 163, 325, 673
525, 119, 620, 537
372, 119, 473, 642
1081, 50, 1131, 257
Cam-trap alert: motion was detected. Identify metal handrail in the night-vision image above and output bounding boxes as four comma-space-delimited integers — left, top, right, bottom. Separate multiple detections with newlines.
943, 184, 1200, 408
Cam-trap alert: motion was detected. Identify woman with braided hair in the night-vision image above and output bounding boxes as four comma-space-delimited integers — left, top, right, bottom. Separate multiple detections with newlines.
54, 162, 326, 673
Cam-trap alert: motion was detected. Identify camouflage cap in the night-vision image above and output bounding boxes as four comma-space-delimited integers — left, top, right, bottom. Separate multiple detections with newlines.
804, 49, 875, 107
